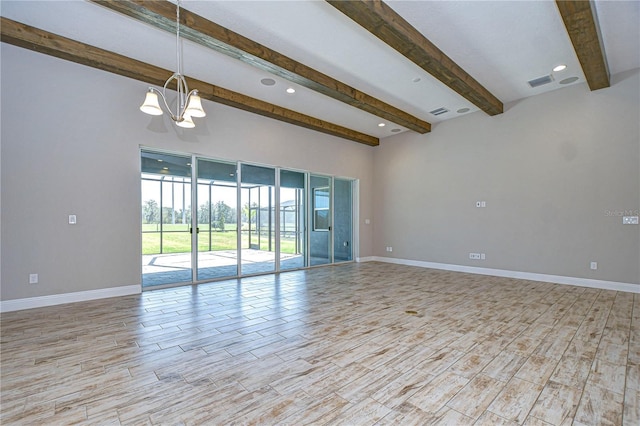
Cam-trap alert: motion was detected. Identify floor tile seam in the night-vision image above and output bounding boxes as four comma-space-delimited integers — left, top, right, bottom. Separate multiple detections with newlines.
507, 374, 553, 425
584, 290, 629, 405
438, 371, 506, 419
552, 291, 604, 365
274, 391, 347, 425
513, 353, 562, 385
581, 374, 628, 401
442, 402, 486, 422
484, 406, 527, 425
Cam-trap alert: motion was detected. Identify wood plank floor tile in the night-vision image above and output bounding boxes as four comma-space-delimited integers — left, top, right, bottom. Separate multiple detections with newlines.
424, 406, 476, 425
481, 350, 527, 382
445, 373, 504, 419
623, 389, 640, 426
528, 381, 582, 425
475, 410, 520, 425
1, 262, 637, 425
549, 354, 593, 389
405, 371, 469, 414
588, 358, 627, 395
487, 377, 544, 424
514, 355, 560, 385
369, 369, 433, 409
573, 381, 624, 426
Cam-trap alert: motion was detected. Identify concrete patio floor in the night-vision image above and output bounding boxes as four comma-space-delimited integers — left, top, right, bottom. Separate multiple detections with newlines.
142, 249, 307, 287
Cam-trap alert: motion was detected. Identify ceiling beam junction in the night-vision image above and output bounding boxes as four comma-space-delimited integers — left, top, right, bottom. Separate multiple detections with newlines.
89, 0, 431, 134
326, 0, 504, 116
0, 17, 379, 146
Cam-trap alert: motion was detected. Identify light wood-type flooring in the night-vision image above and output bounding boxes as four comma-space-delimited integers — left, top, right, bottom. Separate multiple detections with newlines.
1, 262, 638, 425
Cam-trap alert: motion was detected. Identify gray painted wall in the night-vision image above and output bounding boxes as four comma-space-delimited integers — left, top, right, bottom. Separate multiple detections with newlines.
0, 45, 374, 301
1, 44, 638, 304
373, 69, 640, 286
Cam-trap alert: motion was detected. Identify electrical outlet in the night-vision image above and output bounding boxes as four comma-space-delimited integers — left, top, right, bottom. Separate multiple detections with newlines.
623, 216, 639, 224
590, 262, 598, 270
29, 273, 38, 284
480, 253, 486, 260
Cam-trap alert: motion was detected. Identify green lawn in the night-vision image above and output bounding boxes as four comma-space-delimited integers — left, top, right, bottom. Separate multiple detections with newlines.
142, 225, 298, 255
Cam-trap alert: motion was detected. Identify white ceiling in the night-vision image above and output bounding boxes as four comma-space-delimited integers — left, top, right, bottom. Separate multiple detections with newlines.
2, 0, 639, 140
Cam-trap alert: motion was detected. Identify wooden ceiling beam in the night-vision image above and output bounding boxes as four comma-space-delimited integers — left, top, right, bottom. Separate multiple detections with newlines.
0, 17, 378, 146
326, 0, 503, 116
556, 0, 610, 90
89, 0, 431, 134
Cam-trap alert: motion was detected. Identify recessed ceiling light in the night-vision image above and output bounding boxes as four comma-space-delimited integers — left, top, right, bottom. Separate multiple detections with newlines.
378, 123, 386, 127
559, 76, 579, 85
457, 108, 470, 114
412, 77, 421, 83
553, 64, 567, 72
260, 78, 276, 86
286, 87, 296, 94
157, 159, 163, 162
391, 128, 401, 133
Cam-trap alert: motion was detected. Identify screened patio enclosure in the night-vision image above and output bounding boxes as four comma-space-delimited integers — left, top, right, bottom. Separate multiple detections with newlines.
141, 150, 353, 288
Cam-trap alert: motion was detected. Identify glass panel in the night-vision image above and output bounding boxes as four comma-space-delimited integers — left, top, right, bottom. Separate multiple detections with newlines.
280, 170, 306, 270
141, 150, 192, 287
333, 178, 353, 262
196, 159, 238, 281
241, 164, 276, 274
309, 175, 331, 266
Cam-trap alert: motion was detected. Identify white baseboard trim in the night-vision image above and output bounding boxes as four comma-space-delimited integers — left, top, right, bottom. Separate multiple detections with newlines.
371, 257, 640, 294
356, 256, 375, 263
0, 285, 142, 313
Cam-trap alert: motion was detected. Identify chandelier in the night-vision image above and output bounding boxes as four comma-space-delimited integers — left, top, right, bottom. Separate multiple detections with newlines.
139, 0, 206, 128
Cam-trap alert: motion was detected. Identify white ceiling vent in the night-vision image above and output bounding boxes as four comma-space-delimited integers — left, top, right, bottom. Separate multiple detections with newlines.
528, 75, 554, 88
429, 107, 449, 116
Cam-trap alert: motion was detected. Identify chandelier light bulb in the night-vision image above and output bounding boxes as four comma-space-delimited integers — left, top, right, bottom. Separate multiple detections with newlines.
185, 92, 206, 118
176, 114, 195, 128
140, 90, 163, 116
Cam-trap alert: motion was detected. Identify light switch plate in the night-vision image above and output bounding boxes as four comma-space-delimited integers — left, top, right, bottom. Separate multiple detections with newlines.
69, 214, 77, 225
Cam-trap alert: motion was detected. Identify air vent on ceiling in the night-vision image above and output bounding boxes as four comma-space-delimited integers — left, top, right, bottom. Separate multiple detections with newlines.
429, 107, 449, 116
528, 75, 554, 88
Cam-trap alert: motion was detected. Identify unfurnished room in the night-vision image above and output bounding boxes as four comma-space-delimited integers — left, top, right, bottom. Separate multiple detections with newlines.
1, 0, 639, 424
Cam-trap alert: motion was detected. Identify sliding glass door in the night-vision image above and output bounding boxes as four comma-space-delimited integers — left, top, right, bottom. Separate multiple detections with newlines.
196, 159, 238, 281
141, 151, 193, 287
309, 174, 332, 266
142, 150, 355, 288
280, 169, 306, 270
333, 178, 353, 262
240, 164, 276, 275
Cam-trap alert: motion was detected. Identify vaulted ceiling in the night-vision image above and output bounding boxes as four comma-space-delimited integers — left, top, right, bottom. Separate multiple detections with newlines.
1, 1, 639, 146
